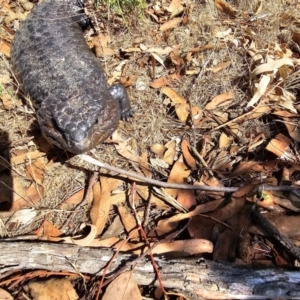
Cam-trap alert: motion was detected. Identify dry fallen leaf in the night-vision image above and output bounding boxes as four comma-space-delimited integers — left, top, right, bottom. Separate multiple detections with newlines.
266, 133, 295, 161
211, 61, 231, 73
38, 220, 62, 238
25, 278, 78, 300
0, 39, 10, 57
247, 75, 270, 107
107, 61, 127, 85
90, 177, 113, 235
112, 131, 140, 163
281, 117, 300, 143
161, 86, 189, 122
160, 17, 181, 32
0, 288, 13, 300
93, 34, 116, 57
165, 155, 191, 198
71, 224, 98, 246
102, 271, 141, 300
205, 91, 233, 110
181, 139, 197, 168
150, 73, 182, 88
250, 58, 293, 79
170, 47, 184, 68
167, 0, 184, 18
7, 208, 37, 229
150, 143, 167, 158
219, 132, 233, 148
61, 188, 93, 206
163, 139, 176, 165
118, 206, 139, 239
153, 198, 224, 236
0, 173, 43, 211
0, 93, 13, 109
146, 46, 173, 55
214, 0, 238, 17
177, 189, 197, 209
25, 157, 46, 185
153, 239, 213, 255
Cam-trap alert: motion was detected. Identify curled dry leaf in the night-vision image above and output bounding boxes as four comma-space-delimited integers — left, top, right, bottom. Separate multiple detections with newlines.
120, 74, 137, 88
122, 47, 141, 53
151, 52, 165, 68
212, 28, 232, 39
247, 41, 263, 62
247, 75, 270, 107
191, 106, 203, 126
279, 89, 297, 113
229, 161, 259, 177
282, 117, 300, 143
154, 198, 225, 236
250, 58, 294, 79
1, 176, 43, 211
161, 86, 189, 122
139, 152, 152, 178
113, 132, 150, 176
61, 224, 98, 246
150, 76, 170, 88
266, 133, 296, 161
102, 271, 141, 300
246, 190, 277, 208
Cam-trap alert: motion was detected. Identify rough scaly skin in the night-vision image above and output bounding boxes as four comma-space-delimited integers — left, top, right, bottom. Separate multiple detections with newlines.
11, 0, 132, 154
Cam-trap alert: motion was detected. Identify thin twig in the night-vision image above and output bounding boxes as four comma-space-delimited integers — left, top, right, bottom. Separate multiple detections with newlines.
78, 154, 300, 195
189, 145, 214, 176
252, 209, 300, 261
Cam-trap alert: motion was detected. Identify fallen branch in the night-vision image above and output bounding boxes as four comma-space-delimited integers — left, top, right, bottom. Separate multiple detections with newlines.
0, 241, 299, 300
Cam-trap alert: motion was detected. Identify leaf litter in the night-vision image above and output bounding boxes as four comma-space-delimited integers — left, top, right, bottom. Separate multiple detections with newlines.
1, 0, 300, 298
